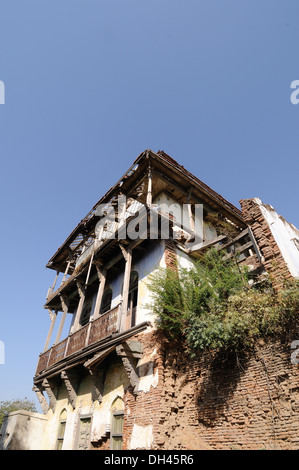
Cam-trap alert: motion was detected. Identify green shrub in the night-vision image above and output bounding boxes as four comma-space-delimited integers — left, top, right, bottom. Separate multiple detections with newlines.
147, 248, 299, 354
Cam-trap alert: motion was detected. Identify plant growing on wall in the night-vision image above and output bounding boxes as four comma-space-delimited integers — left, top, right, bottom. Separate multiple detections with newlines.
147, 248, 299, 355
0, 398, 37, 428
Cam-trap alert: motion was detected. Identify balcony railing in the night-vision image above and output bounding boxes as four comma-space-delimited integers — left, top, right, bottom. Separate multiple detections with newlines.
35, 305, 119, 376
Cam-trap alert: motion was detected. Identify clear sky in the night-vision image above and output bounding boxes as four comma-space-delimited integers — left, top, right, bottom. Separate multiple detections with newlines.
0, 0, 298, 410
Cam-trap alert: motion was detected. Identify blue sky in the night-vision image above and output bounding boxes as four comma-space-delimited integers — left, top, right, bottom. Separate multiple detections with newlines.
0, 0, 298, 410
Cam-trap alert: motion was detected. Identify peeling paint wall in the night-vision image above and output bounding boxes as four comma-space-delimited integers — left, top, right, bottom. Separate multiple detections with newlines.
137, 346, 159, 393
129, 424, 153, 449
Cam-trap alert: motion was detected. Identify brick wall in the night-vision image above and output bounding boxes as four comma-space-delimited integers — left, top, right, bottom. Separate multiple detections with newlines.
90, 327, 299, 450
240, 198, 293, 290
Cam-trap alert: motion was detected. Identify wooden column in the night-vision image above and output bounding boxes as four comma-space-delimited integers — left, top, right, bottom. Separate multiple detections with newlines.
70, 281, 86, 334
118, 193, 127, 240
46, 270, 59, 300
43, 309, 57, 352
118, 245, 132, 332
187, 189, 195, 232
92, 266, 107, 321
60, 260, 72, 286
54, 296, 68, 344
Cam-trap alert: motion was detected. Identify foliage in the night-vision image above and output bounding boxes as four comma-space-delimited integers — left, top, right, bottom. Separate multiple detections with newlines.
0, 398, 37, 428
147, 248, 299, 355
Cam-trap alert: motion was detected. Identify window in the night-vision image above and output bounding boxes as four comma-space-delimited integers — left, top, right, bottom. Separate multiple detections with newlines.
77, 416, 91, 450
56, 409, 67, 450
292, 238, 299, 251
127, 271, 138, 328
100, 288, 112, 314
80, 302, 92, 327
110, 397, 124, 450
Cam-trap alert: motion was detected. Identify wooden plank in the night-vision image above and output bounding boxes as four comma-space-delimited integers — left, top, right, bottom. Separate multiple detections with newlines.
188, 235, 227, 253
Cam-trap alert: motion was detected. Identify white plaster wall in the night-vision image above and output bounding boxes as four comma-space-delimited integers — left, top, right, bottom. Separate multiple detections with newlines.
255, 198, 299, 278
129, 424, 153, 450
137, 345, 159, 393
133, 240, 165, 325
0, 410, 48, 450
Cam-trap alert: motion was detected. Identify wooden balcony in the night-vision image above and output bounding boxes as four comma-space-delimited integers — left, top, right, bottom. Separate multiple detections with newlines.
35, 305, 119, 376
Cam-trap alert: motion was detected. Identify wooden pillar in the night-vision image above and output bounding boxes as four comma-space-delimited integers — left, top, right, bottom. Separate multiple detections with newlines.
47, 271, 59, 299
187, 189, 195, 232
70, 281, 86, 334
43, 309, 57, 352
54, 296, 68, 344
118, 193, 127, 240
92, 266, 107, 321
118, 245, 132, 332
60, 260, 71, 285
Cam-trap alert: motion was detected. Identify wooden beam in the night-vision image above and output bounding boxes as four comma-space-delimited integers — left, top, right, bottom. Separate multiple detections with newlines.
188, 234, 227, 253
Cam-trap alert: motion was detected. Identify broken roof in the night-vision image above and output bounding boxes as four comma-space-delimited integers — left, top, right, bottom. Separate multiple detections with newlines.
46, 149, 245, 271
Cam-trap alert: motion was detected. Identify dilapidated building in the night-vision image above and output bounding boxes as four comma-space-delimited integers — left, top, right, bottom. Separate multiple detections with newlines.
1, 149, 299, 450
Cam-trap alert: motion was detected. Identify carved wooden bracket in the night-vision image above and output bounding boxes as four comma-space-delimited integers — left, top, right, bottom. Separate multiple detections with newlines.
87, 368, 105, 403
42, 378, 57, 411
32, 384, 49, 414
61, 370, 80, 409
116, 341, 142, 394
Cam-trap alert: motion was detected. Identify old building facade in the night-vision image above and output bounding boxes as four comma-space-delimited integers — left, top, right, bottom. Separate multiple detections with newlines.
1, 149, 299, 450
